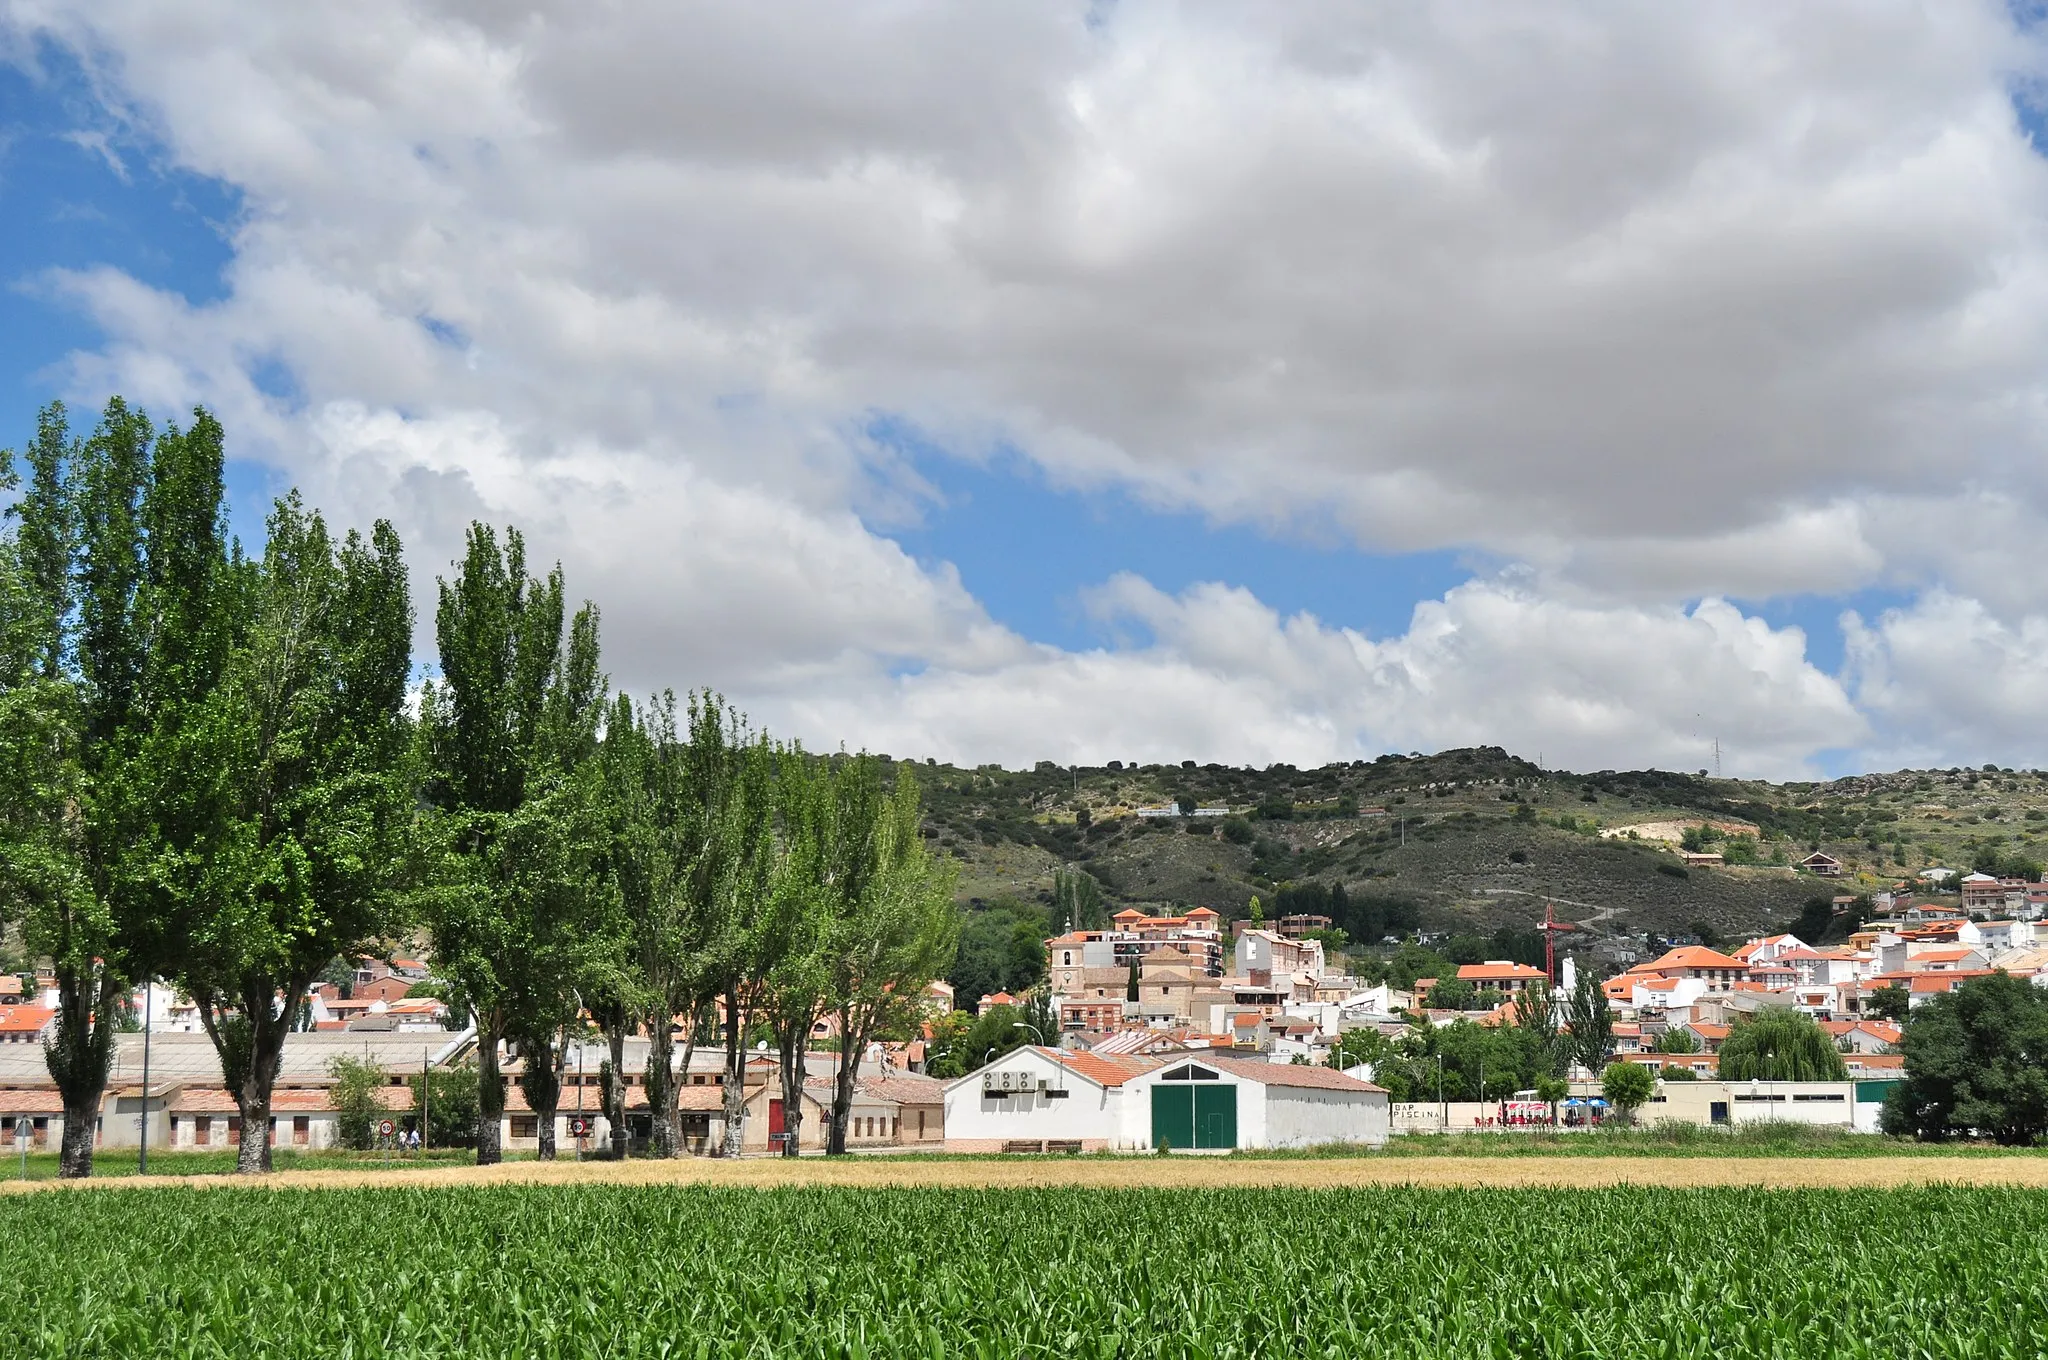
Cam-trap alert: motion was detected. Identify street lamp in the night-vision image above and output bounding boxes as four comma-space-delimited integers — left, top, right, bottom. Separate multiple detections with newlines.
1013, 1022, 1064, 1096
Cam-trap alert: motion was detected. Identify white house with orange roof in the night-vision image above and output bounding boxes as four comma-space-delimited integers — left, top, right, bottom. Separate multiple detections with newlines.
0, 1005, 56, 1046
1629, 945, 1750, 993
942, 1045, 1388, 1152
1234, 930, 1326, 988
1455, 961, 1547, 996
1731, 934, 1807, 967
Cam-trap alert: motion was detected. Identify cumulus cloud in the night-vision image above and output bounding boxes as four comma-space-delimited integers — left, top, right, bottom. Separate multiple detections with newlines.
1846, 595, 2048, 770
779, 577, 1866, 776
7, 0, 2048, 770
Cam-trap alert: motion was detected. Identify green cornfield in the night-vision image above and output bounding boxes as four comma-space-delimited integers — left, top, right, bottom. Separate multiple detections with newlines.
6, 1184, 2045, 1357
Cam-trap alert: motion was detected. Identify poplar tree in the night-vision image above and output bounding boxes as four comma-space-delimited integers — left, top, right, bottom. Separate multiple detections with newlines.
756, 748, 836, 1158
157, 495, 414, 1173
824, 764, 958, 1154
0, 400, 231, 1177
422, 524, 605, 1165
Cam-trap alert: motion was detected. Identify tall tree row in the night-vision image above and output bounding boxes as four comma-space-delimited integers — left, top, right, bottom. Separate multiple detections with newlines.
2, 401, 962, 1176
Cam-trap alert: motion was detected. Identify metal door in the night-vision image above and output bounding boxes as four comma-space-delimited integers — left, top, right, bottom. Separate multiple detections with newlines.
1194, 1084, 1237, 1149
1151, 1086, 1194, 1150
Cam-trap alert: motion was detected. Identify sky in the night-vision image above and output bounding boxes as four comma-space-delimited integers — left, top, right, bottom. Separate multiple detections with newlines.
4, 3, 2048, 779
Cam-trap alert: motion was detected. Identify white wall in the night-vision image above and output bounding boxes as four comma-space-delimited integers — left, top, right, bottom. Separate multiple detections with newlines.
1263, 1088, 1389, 1148
944, 1049, 1125, 1146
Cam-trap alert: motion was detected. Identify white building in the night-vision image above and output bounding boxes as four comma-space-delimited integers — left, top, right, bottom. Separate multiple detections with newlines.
942, 1046, 1388, 1152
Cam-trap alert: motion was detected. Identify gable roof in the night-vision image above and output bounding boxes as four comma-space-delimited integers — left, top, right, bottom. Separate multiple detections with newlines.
1456, 962, 1545, 982
1185, 1055, 1386, 1093
1643, 945, 1749, 972
1038, 1047, 1166, 1088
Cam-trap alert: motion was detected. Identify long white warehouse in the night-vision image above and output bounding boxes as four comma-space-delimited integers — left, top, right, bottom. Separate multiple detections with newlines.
943, 1046, 1389, 1152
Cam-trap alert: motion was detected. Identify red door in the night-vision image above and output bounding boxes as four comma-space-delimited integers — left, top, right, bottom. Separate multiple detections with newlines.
768, 1099, 786, 1137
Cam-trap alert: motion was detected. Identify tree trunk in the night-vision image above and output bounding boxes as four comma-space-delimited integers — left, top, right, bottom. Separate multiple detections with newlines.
237, 1084, 274, 1174
530, 1033, 562, 1162
46, 966, 119, 1180
476, 1017, 505, 1166
719, 986, 746, 1158
605, 1019, 628, 1159
235, 977, 299, 1175
646, 1006, 678, 1157
58, 1091, 98, 1178
775, 1022, 808, 1158
827, 1004, 866, 1156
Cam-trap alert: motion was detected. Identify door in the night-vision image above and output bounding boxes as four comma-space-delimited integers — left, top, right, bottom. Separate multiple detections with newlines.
769, 1099, 786, 1138
1150, 1086, 1194, 1150
1194, 1085, 1238, 1149
1710, 1101, 1730, 1125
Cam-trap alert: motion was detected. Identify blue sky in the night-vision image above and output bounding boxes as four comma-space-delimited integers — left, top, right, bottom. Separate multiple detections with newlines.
0, 47, 277, 549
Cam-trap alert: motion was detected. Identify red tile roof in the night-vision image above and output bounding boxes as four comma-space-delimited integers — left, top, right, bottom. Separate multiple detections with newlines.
0, 1006, 54, 1035
1041, 1048, 1166, 1088
0, 1088, 65, 1113
1192, 1055, 1386, 1093
1643, 946, 1749, 972
1456, 962, 1545, 982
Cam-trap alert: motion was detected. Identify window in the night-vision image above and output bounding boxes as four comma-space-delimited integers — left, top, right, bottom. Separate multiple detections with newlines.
292, 1115, 310, 1145
510, 1116, 538, 1139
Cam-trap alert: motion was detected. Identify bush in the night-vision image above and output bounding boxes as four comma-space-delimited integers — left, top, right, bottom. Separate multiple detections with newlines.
328, 1055, 389, 1151
411, 1062, 482, 1148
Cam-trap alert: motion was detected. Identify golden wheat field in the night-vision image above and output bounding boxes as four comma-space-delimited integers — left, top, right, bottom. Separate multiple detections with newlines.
13, 1152, 2048, 1194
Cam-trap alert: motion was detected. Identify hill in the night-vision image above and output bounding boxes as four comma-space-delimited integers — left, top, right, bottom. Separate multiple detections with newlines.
899, 748, 2044, 970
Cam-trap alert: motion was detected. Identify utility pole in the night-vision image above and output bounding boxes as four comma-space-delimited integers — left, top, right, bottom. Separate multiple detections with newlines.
138, 978, 152, 1175
422, 1048, 431, 1152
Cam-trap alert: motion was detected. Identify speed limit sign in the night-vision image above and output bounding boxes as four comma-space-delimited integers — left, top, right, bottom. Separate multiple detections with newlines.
568, 1117, 590, 1137
377, 1119, 396, 1138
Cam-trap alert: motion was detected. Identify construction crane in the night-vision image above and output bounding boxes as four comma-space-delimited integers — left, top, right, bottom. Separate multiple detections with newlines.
1536, 902, 1580, 986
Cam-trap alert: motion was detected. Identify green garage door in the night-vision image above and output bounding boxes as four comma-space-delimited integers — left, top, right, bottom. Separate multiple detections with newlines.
1194, 1084, 1237, 1149
1151, 1086, 1194, 1150
1151, 1084, 1238, 1150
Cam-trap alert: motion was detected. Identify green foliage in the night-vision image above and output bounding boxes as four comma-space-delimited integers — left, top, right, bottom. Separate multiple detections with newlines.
1601, 1061, 1655, 1120
1051, 865, 1106, 930
421, 524, 609, 1163
1565, 965, 1613, 1074
1884, 972, 2048, 1145
410, 1063, 481, 1148
1659, 1064, 1700, 1081
0, 399, 248, 1176
948, 899, 1048, 1010
1424, 977, 1476, 1011
1867, 984, 1911, 1024
327, 1056, 389, 1151
2, 1184, 2046, 1353
156, 493, 416, 1172
1718, 1008, 1850, 1082
1655, 1026, 1701, 1054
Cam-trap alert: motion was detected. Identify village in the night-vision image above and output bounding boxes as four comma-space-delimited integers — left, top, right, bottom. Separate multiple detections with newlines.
0, 863, 2031, 1160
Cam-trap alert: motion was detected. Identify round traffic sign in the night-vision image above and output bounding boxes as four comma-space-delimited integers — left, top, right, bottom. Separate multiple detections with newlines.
377, 1119, 396, 1137
568, 1117, 590, 1136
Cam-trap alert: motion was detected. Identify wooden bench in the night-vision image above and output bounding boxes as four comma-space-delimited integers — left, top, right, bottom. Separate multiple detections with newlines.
1001, 1139, 1045, 1154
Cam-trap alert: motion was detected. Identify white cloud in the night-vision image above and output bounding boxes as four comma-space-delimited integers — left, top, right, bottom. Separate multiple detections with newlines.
1846, 594, 2048, 770
7, 0, 2048, 770
778, 576, 1866, 777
